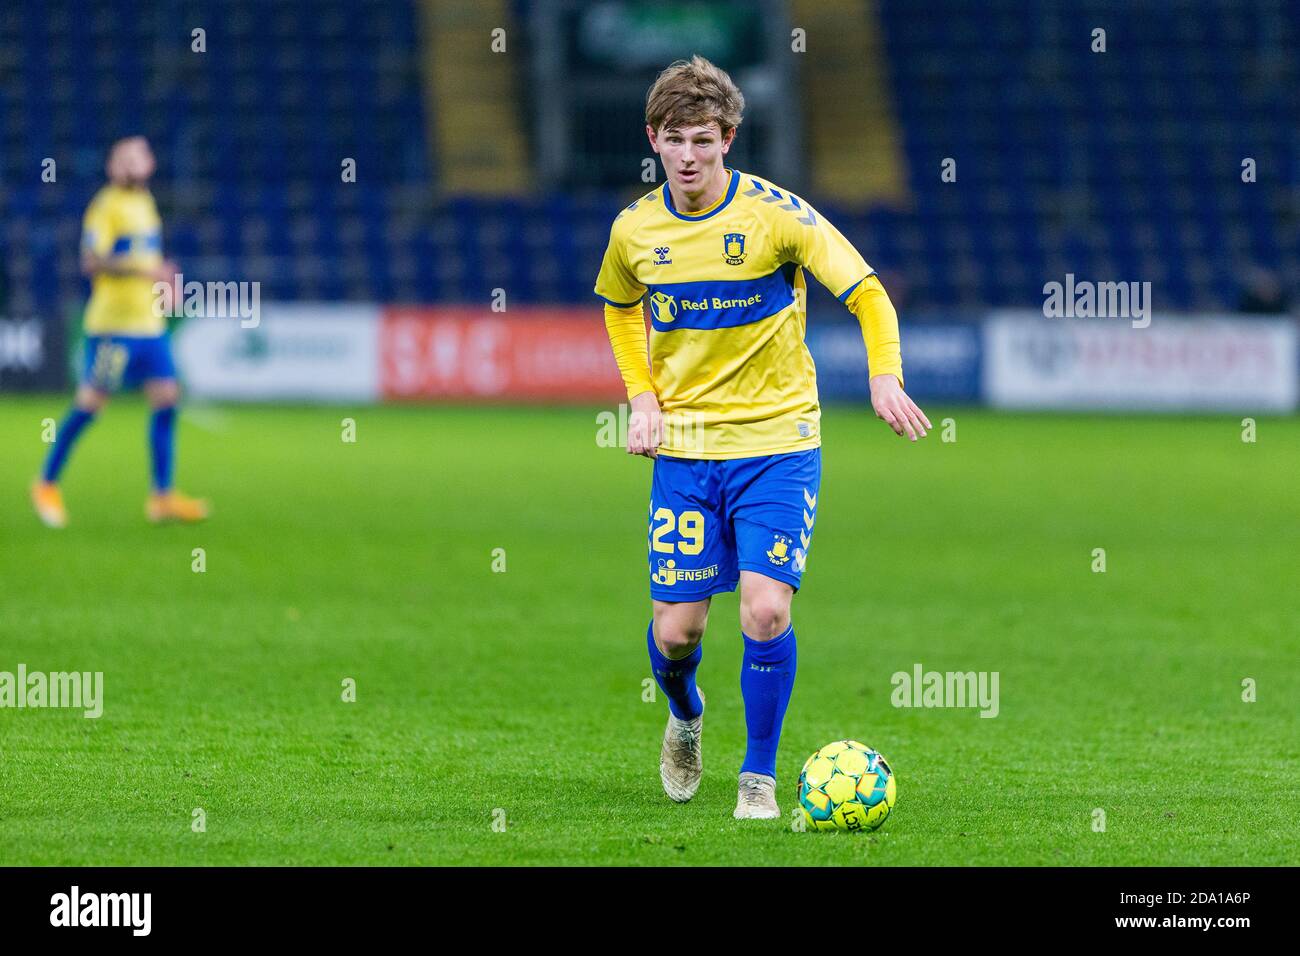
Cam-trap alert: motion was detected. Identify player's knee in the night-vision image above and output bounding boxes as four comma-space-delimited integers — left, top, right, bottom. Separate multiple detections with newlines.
75, 386, 107, 412
654, 616, 706, 658
740, 593, 791, 640
147, 380, 180, 408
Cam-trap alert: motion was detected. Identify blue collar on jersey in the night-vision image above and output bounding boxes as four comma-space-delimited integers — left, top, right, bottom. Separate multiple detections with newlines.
662, 168, 740, 221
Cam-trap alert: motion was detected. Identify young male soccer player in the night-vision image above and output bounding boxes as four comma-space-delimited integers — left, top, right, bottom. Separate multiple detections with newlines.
31, 136, 208, 528
596, 57, 931, 819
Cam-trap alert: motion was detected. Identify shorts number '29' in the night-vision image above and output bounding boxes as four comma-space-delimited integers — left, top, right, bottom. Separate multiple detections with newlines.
648, 448, 822, 602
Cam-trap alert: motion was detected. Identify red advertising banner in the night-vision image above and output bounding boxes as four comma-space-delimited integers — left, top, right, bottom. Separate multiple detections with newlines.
379, 306, 629, 400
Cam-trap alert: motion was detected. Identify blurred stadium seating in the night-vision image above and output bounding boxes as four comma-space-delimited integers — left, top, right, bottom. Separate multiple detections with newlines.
1, 0, 1293, 321
871, 0, 1295, 312
0, 0, 431, 311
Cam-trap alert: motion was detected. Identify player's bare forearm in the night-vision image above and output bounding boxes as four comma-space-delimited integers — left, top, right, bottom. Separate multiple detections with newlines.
81, 252, 175, 282
81, 252, 143, 279
626, 390, 662, 458
870, 373, 931, 441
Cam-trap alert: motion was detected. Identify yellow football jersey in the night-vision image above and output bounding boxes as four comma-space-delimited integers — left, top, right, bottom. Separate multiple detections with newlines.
594, 168, 874, 459
81, 184, 165, 336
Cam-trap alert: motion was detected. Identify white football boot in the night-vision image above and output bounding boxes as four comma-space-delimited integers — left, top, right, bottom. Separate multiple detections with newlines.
734, 771, 779, 819
659, 690, 705, 802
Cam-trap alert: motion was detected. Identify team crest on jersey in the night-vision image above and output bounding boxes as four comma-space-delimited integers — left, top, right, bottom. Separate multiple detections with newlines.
648, 291, 678, 324
722, 232, 747, 265
766, 533, 792, 566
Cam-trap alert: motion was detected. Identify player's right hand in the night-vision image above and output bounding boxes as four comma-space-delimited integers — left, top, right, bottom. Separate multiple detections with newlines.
627, 390, 663, 458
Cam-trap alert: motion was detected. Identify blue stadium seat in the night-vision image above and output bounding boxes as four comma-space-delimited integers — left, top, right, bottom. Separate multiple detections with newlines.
0, 0, 1291, 317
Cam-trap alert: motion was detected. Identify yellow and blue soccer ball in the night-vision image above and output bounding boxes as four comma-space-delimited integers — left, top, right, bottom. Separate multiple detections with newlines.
796, 740, 896, 832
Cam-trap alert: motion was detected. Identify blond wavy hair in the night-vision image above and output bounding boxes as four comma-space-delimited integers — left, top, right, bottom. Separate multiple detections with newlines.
645, 55, 745, 135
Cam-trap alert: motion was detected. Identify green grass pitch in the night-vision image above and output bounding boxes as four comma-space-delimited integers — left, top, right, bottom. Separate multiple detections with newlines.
1, 396, 1297, 865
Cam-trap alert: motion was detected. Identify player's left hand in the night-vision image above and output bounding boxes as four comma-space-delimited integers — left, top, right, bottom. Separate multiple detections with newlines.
870, 374, 931, 441
151, 259, 180, 283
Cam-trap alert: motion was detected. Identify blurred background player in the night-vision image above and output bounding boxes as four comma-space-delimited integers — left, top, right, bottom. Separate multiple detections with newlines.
30, 136, 208, 527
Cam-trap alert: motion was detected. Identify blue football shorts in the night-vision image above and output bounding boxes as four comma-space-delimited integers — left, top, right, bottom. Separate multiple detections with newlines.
648, 448, 822, 602
82, 334, 177, 392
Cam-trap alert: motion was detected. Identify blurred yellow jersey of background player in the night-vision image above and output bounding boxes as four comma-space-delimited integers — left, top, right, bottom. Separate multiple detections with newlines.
81, 184, 165, 336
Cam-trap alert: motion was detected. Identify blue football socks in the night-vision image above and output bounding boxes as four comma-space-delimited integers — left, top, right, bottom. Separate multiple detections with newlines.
739, 623, 797, 778
647, 621, 704, 721
149, 406, 177, 491
41, 407, 96, 483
